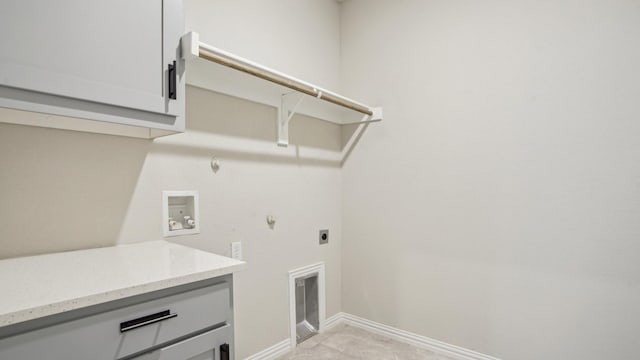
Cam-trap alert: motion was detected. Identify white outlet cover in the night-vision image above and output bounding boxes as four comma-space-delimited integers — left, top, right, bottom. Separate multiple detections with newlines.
231, 242, 242, 260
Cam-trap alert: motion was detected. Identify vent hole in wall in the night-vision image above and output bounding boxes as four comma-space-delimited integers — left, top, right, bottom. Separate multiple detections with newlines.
295, 274, 319, 343
289, 262, 325, 347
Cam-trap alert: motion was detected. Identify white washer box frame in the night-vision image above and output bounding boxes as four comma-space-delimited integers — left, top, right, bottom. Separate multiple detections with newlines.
162, 190, 200, 237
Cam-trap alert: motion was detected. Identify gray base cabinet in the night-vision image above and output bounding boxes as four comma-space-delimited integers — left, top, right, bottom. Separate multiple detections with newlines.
0, 277, 234, 360
0, 0, 185, 138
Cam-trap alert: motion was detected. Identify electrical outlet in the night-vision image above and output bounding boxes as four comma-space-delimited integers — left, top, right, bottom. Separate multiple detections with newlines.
231, 242, 242, 260
319, 229, 329, 245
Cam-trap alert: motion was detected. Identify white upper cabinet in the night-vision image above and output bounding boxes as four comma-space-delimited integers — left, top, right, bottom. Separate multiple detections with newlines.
0, 0, 185, 138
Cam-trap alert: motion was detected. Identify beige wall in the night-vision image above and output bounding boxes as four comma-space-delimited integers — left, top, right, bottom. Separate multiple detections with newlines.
182, 2, 343, 356
185, 0, 341, 90
0, 1, 343, 358
340, 1, 640, 359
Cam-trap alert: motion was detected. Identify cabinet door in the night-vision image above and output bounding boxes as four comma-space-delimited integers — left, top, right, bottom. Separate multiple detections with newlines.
0, 0, 170, 115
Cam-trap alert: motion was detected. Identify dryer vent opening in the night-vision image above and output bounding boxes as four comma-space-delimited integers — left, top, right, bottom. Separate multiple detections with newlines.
295, 274, 319, 343
289, 262, 325, 348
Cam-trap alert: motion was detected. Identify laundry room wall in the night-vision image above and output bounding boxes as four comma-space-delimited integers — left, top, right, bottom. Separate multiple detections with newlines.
339, 1, 640, 359
0, 1, 344, 358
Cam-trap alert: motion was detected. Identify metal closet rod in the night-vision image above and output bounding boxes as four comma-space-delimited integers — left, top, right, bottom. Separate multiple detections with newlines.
197, 44, 374, 116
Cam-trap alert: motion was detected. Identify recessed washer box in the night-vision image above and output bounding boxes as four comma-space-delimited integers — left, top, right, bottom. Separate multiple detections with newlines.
162, 191, 200, 237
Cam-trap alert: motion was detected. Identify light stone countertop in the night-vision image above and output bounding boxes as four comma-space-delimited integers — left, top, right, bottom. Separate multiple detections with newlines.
0, 240, 245, 328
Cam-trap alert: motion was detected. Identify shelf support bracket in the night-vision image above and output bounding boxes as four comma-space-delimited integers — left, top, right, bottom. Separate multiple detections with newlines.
278, 92, 306, 147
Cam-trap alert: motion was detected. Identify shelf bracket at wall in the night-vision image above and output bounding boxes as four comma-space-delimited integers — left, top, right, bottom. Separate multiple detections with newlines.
278, 92, 306, 147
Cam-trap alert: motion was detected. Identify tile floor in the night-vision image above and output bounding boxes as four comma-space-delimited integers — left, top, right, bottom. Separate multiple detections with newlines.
276, 324, 456, 360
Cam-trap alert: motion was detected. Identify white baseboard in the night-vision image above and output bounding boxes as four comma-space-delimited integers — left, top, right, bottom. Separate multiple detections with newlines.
323, 312, 344, 330
245, 312, 500, 360
243, 339, 290, 360
327, 312, 501, 360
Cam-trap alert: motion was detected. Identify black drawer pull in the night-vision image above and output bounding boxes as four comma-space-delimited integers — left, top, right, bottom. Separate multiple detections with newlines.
220, 343, 229, 360
120, 310, 178, 333
168, 61, 177, 100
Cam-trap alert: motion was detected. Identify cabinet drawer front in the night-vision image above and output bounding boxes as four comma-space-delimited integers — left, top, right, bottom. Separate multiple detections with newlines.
134, 325, 231, 360
0, 281, 231, 360
116, 281, 231, 358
